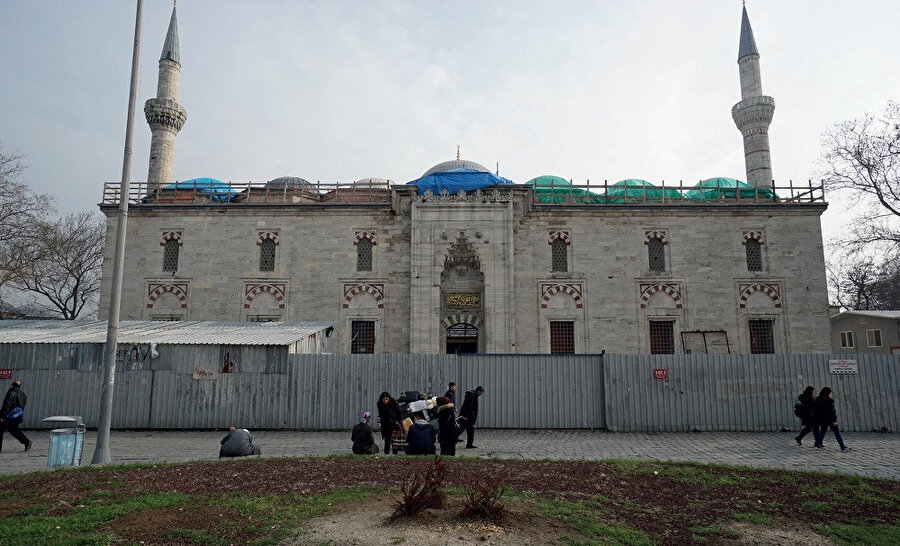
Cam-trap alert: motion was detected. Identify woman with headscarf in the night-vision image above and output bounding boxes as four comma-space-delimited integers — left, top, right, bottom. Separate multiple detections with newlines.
814, 387, 850, 451
794, 385, 816, 445
351, 411, 379, 454
376, 391, 403, 455
436, 396, 458, 456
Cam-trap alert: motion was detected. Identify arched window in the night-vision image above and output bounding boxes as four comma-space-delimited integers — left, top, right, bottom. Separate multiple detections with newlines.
745, 238, 762, 271
551, 238, 568, 272
162, 238, 180, 272
356, 237, 373, 271
648, 237, 665, 272
259, 237, 276, 271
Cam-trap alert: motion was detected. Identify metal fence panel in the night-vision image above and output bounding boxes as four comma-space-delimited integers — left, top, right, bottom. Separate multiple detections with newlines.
604, 354, 899, 432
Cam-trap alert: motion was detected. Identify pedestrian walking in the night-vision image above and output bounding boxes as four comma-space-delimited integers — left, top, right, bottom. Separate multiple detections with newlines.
458, 385, 484, 449
794, 386, 817, 446
436, 396, 458, 456
444, 382, 457, 405
0, 380, 32, 453
351, 411, 379, 455
219, 426, 261, 458
376, 392, 402, 455
814, 387, 850, 451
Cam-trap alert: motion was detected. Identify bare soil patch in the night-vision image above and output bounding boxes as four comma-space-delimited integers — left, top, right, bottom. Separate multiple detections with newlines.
288, 494, 581, 546
101, 504, 250, 544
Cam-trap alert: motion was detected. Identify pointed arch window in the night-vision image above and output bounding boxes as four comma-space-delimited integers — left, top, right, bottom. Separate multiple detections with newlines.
356, 237, 373, 271
259, 238, 276, 272
551, 238, 568, 272
162, 238, 180, 272
745, 238, 762, 271
648, 237, 665, 272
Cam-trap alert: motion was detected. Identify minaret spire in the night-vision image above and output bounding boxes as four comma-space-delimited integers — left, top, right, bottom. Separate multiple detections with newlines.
144, 3, 187, 189
731, 3, 775, 188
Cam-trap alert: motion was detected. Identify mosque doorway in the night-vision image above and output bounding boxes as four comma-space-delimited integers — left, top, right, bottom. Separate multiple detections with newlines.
446, 323, 478, 354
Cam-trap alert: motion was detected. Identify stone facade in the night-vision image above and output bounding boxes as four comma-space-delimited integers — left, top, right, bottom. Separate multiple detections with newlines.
98, 187, 831, 354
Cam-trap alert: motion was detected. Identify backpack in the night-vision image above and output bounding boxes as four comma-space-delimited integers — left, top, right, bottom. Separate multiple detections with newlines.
792, 402, 803, 418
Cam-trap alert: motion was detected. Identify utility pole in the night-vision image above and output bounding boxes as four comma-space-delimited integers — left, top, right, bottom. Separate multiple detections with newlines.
92, 0, 143, 465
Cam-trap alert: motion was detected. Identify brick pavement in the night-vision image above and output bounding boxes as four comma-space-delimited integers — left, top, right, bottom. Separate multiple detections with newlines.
0, 430, 896, 480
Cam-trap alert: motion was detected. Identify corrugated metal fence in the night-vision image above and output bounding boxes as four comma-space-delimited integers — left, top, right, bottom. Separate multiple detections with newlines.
9, 353, 898, 432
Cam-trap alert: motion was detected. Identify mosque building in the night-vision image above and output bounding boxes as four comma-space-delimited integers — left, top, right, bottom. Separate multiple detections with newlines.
99, 5, 830, 355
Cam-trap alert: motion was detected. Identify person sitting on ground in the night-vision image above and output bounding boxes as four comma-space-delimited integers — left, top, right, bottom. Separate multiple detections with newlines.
219, 427, 262, 458
351, 411, 379, 455
404, 411, 437, 455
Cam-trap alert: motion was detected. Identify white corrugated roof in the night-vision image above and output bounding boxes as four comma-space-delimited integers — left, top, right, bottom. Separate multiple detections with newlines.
831, 310, 900, 321
0, 320, 333, 346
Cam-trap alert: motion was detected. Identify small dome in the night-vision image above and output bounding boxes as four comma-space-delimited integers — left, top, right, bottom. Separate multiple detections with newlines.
352, 177, 392, 188
526, 175, 571, 187
266, 176, 314, 190
422, 159, 490, 177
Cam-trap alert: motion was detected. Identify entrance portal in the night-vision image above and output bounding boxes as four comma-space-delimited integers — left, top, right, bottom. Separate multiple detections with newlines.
446, 323, 478, 354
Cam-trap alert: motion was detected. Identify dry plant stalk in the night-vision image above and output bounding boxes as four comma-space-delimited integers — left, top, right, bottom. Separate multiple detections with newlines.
458, 476, 507, 522
388, 456, 447, 522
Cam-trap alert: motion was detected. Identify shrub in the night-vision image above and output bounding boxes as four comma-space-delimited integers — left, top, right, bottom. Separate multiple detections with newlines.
388, 456, 447, 522
458, 476, 506, 522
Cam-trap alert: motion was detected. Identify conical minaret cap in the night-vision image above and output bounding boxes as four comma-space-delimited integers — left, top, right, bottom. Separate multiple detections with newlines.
738, 5, 759, 60
160, 5, 180, 64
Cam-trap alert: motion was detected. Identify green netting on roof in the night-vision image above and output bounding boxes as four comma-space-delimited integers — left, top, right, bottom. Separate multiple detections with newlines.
683, 177, 776, 200
605, 179, 682, 203
526, 175, 603, 203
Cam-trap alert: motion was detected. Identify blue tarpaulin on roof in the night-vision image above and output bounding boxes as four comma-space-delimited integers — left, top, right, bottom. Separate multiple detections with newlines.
406, 169, 514, 195
161, 178, 237, 202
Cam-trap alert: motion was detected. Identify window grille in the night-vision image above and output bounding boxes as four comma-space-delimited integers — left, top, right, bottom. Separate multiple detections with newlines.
839, 331, 855, 349
866, 329, 883, 347
748, 319, 775, 354
162, 238, 180, 272
649, 320, 675, 354
551, 238, 568, 272
150, 314, 182, 321
648, 237, 665, 272
356, 237, 373, 271
247, 314, 281, 322
745, 238, 763, 271
550, 321, 575, 354
447, 323, 478, 338
351, 320, 375, 354
259, 238, 276, 271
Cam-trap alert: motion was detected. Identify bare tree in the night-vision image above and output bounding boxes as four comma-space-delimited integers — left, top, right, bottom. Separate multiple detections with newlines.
13, 212, 105, 319
0, 141, 53, 289
828, 255, 900, 311
819, 101, 900, 258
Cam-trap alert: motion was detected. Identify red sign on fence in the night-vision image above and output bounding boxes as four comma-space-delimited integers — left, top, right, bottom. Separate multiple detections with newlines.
653, 368, 668, 380
0, 369, 11, 380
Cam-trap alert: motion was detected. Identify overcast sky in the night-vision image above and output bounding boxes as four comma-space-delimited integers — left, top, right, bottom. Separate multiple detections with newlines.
2, 1, 898, 248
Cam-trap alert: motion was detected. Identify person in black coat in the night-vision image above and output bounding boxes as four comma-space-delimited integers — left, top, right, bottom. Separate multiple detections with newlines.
435, 396, 458, 456
0, 380, 32, 453
376, 392, 403, 455
444, 382, 457, 405
814, 387, 849, 451
458, 386, 484, 449
794, 385, 816, 445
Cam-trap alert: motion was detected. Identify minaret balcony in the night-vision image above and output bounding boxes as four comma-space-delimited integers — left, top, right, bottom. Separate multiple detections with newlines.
144, 98, 187, 132
731, 95, 775, 128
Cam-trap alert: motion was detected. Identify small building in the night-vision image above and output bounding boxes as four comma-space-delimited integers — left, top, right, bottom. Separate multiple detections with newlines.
830, 311, 900, 355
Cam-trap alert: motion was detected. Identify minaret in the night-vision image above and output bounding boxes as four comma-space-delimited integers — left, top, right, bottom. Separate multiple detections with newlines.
731, 4, 775, 188
145, 3, 187, 189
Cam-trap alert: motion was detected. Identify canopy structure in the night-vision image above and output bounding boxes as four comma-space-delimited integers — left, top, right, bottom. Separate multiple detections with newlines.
605, 179, 682, 203
683, 177, 776, 200
526, 175, 602, 203
161, 177, 237, 202
406, 168, 514, 196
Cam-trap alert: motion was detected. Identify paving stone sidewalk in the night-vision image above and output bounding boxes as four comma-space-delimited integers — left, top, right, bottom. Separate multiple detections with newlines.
1, 430, 896, 480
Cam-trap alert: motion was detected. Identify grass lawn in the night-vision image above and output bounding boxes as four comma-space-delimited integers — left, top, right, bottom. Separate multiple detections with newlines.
0, 456, 896, 544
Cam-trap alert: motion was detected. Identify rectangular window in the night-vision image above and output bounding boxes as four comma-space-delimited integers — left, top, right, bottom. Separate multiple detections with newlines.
749, 319, 775, 354
649, 320, 675, 354
259, 238, 276, 271
648, 238, 666, 272
356, 238, 373, 271
162, 238, 180, 272
745, 239, 763, 271
866, 329, 883, 347
149, 314, 182, 321
351, 320, 376, 354
549, 321, 575, 354
551, 238, 568, 272
247, 314, 281, 322
839, 331, 855, 349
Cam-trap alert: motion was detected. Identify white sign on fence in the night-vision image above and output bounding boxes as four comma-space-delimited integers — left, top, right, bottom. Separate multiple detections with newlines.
829, 359, 858, 375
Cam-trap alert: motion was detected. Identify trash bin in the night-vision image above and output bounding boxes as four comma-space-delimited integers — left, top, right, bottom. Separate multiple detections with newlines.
41, 416, 85, 468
